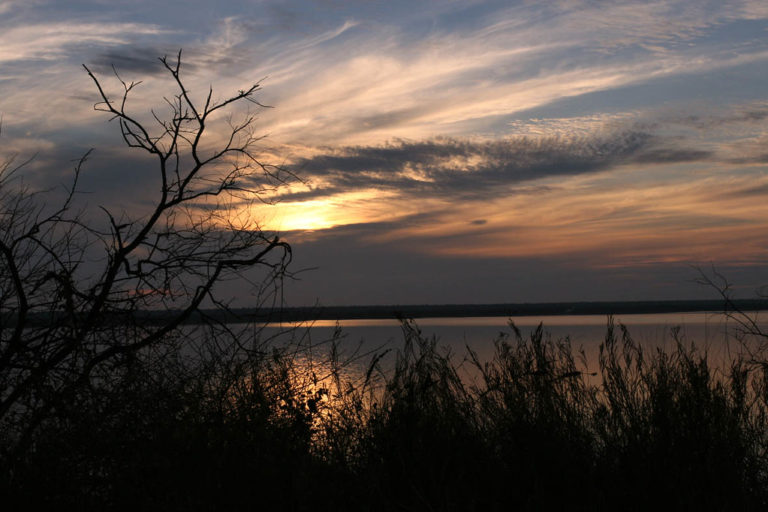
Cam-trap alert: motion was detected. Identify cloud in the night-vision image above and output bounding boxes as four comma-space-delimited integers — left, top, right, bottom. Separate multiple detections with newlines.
664, 106, 768, 130
721, 182, 768, 199
0, 22, 170, 65
280, 172, 768, 267
87, 46, 177, 76
243, 2, 768, 149
279, 214, 768, 305
273, 130, 712, 202
0, 20, 177, 129
629, 148, 714, 164
1, 0, 766, 308
729, 153, 768, 165
4, 0, 768, 151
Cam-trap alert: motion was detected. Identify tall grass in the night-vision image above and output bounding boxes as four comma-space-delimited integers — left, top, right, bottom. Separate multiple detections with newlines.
3, 318, 768, 510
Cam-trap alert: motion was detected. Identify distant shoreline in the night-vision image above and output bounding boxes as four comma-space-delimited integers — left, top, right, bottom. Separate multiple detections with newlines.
10, 299, 768, 327
192, 299, 768, 324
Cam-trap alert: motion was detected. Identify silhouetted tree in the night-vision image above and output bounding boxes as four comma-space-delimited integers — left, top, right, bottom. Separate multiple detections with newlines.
0, 51, 292, 454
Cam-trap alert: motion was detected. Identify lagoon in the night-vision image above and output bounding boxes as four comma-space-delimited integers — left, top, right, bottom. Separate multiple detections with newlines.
255, 311, 768, 377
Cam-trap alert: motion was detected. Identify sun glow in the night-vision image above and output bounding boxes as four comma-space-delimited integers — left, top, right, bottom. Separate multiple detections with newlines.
268, 199, 340, 231
254, 189, 403, 232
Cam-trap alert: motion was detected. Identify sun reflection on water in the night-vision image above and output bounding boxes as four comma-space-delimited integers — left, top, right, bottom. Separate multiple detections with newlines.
219, 325, 387, 449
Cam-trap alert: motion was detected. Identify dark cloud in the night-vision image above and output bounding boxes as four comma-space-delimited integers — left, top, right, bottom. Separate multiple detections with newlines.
728, 153, 768, 165
272, 131, 713, 202
630, 148, 714, 164
470, 219, 487, 225
283, 210, 455, 241
356, 106, 436, 132
273, 220, 768, 306
721, 182, 768, 199
677, 108, 768, 129
87, 46, 183, 76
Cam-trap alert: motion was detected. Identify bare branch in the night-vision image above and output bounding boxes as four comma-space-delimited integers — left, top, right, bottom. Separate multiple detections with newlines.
1, 51, 296, 447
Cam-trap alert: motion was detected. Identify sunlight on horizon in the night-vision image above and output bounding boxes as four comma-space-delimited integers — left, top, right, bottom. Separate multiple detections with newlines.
252, 188, 410, 232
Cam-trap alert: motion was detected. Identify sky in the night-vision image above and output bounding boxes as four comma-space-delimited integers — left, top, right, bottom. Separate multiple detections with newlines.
2, 0, 768, 306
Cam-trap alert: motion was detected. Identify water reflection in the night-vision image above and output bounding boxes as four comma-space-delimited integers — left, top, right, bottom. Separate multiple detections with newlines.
255, 311, 768, 395
305, 311, 745, 328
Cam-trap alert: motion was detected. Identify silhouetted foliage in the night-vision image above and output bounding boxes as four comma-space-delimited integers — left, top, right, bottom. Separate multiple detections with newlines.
4, 313, 768, 510
0, 51, 291, 457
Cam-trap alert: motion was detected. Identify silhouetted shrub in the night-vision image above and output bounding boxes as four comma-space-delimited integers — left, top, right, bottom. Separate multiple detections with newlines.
3, 318, 768, 511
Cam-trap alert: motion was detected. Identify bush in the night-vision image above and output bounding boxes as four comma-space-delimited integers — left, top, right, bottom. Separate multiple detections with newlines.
4, 316, 768, 510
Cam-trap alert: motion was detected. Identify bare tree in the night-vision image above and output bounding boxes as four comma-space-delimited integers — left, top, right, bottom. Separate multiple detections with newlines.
695, 266, 768, 363
0, 51, 292, 450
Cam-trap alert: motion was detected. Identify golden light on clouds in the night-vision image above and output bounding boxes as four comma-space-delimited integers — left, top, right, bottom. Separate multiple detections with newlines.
3, 0, 768, 305
253, 188, 408, 232
323, 163, 768, 266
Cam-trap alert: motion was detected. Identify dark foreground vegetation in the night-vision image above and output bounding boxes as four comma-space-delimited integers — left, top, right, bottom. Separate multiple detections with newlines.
3, 318, 768, 511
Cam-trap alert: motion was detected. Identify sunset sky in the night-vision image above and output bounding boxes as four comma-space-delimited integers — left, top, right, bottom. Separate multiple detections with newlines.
2, 0, 768, 306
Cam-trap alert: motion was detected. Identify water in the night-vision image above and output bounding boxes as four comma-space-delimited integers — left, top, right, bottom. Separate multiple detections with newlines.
255, 311, 768, 376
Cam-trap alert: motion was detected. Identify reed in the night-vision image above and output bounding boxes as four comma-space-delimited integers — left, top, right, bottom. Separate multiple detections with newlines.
3, 318, 768, 510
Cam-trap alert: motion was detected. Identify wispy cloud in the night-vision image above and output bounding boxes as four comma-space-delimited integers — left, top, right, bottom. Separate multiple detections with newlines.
3, 0, 768, 147
0, 22, 170, 64
272, 129, 714, 202
243, 3, 768, 147
282, 164, 768, 268
1, 0, 767, 304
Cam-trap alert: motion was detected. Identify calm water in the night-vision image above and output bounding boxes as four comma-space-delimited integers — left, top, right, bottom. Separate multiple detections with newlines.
255, 311, 768, 375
